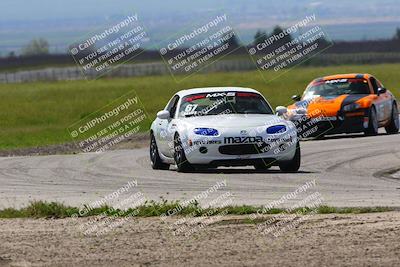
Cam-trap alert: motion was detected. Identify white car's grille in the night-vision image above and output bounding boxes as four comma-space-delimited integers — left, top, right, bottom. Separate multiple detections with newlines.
218, 143, 271, 155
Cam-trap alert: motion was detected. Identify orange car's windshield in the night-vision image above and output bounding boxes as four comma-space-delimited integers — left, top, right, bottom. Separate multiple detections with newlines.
303, 78, 371, 100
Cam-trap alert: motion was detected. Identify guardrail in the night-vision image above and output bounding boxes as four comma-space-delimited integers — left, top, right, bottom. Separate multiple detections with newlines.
0, 60, 256, 83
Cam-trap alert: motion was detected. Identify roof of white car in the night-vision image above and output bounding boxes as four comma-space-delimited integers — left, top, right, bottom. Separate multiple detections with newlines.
176, 87, 260, 97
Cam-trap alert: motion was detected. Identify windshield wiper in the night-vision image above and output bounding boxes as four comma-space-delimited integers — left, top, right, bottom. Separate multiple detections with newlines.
184, 113, 198, 117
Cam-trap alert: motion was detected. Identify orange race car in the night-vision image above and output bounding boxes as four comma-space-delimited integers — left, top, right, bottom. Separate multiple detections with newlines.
279, 74, 399, 137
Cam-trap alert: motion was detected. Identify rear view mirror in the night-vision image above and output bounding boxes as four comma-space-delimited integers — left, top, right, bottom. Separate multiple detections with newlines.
157, 110, 170, 120
275, 106, 288, 116
291, 95, 301, 101
377, 87, 387, 95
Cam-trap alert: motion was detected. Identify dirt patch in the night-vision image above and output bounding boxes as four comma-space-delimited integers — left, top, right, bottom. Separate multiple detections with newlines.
0, 212, 399, 266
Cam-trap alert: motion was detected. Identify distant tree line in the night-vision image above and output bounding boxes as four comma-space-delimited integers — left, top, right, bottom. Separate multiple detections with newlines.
1, 26, 400, 70
394, 27, 400, 40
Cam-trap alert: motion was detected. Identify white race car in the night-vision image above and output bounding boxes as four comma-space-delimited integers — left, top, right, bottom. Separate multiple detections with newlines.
150, 87, 300, 172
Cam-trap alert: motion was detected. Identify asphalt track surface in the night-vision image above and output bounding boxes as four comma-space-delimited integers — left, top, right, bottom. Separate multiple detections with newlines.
0, 130, 399, 209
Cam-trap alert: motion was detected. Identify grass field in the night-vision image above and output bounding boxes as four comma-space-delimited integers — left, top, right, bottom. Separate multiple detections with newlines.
0, 63, 399, 150
0, 200, 393, 219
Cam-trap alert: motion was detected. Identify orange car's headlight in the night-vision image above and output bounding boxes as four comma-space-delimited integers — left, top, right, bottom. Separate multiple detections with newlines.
343, 103, 361, 112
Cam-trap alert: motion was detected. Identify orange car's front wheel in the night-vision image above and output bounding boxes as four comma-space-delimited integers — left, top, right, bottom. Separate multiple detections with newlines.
364, 106, 379, 136
385, 103, 399, 134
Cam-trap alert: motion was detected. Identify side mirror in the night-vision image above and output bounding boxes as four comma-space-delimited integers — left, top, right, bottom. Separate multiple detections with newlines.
275, 106, 288, 116
291, 95, 301, 101
157, 110, 170, 120
377, 87, 387, 95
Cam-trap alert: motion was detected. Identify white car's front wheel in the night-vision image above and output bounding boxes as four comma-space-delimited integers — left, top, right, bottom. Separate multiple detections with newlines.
278, 142, 301, 173
174, 134, 195, 173
254, 162, 272, 171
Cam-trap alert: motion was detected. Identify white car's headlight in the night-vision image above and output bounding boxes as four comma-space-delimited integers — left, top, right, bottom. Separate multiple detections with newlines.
266, 125, 287, 134
193, 128, 219, 136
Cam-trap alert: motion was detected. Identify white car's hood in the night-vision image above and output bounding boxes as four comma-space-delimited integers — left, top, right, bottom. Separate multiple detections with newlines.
181, 114, 286, 128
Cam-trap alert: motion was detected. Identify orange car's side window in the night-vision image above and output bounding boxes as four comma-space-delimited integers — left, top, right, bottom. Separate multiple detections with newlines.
369, 77, 379, 94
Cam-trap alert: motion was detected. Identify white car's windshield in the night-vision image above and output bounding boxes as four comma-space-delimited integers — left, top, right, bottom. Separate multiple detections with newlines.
178, 92, 273, 117
303, 78, 371, 100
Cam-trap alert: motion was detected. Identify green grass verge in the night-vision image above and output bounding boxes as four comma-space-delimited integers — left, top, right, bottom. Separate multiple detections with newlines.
0, 200, 395, 219
0, 63, 399, 150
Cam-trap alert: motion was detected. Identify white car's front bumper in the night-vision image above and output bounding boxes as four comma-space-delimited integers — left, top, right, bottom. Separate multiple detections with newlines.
182, 129, 298, 165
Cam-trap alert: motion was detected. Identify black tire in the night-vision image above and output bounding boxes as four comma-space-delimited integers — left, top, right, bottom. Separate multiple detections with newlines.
150, 133, 170, 170
279, 142, 301, 173
364, 106, 379, 136
314, 134, 325, 140
385, 103, 399, 134
174, 134, 195, 173
254, 162, 272, 171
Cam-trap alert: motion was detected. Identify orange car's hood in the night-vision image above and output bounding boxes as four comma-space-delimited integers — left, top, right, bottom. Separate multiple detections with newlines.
289, 94, 371, 118
307, 95, 348, 117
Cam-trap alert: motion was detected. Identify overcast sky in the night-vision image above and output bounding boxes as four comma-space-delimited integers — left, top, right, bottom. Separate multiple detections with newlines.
1, 0, 398, 21
0, 0, 399, 54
